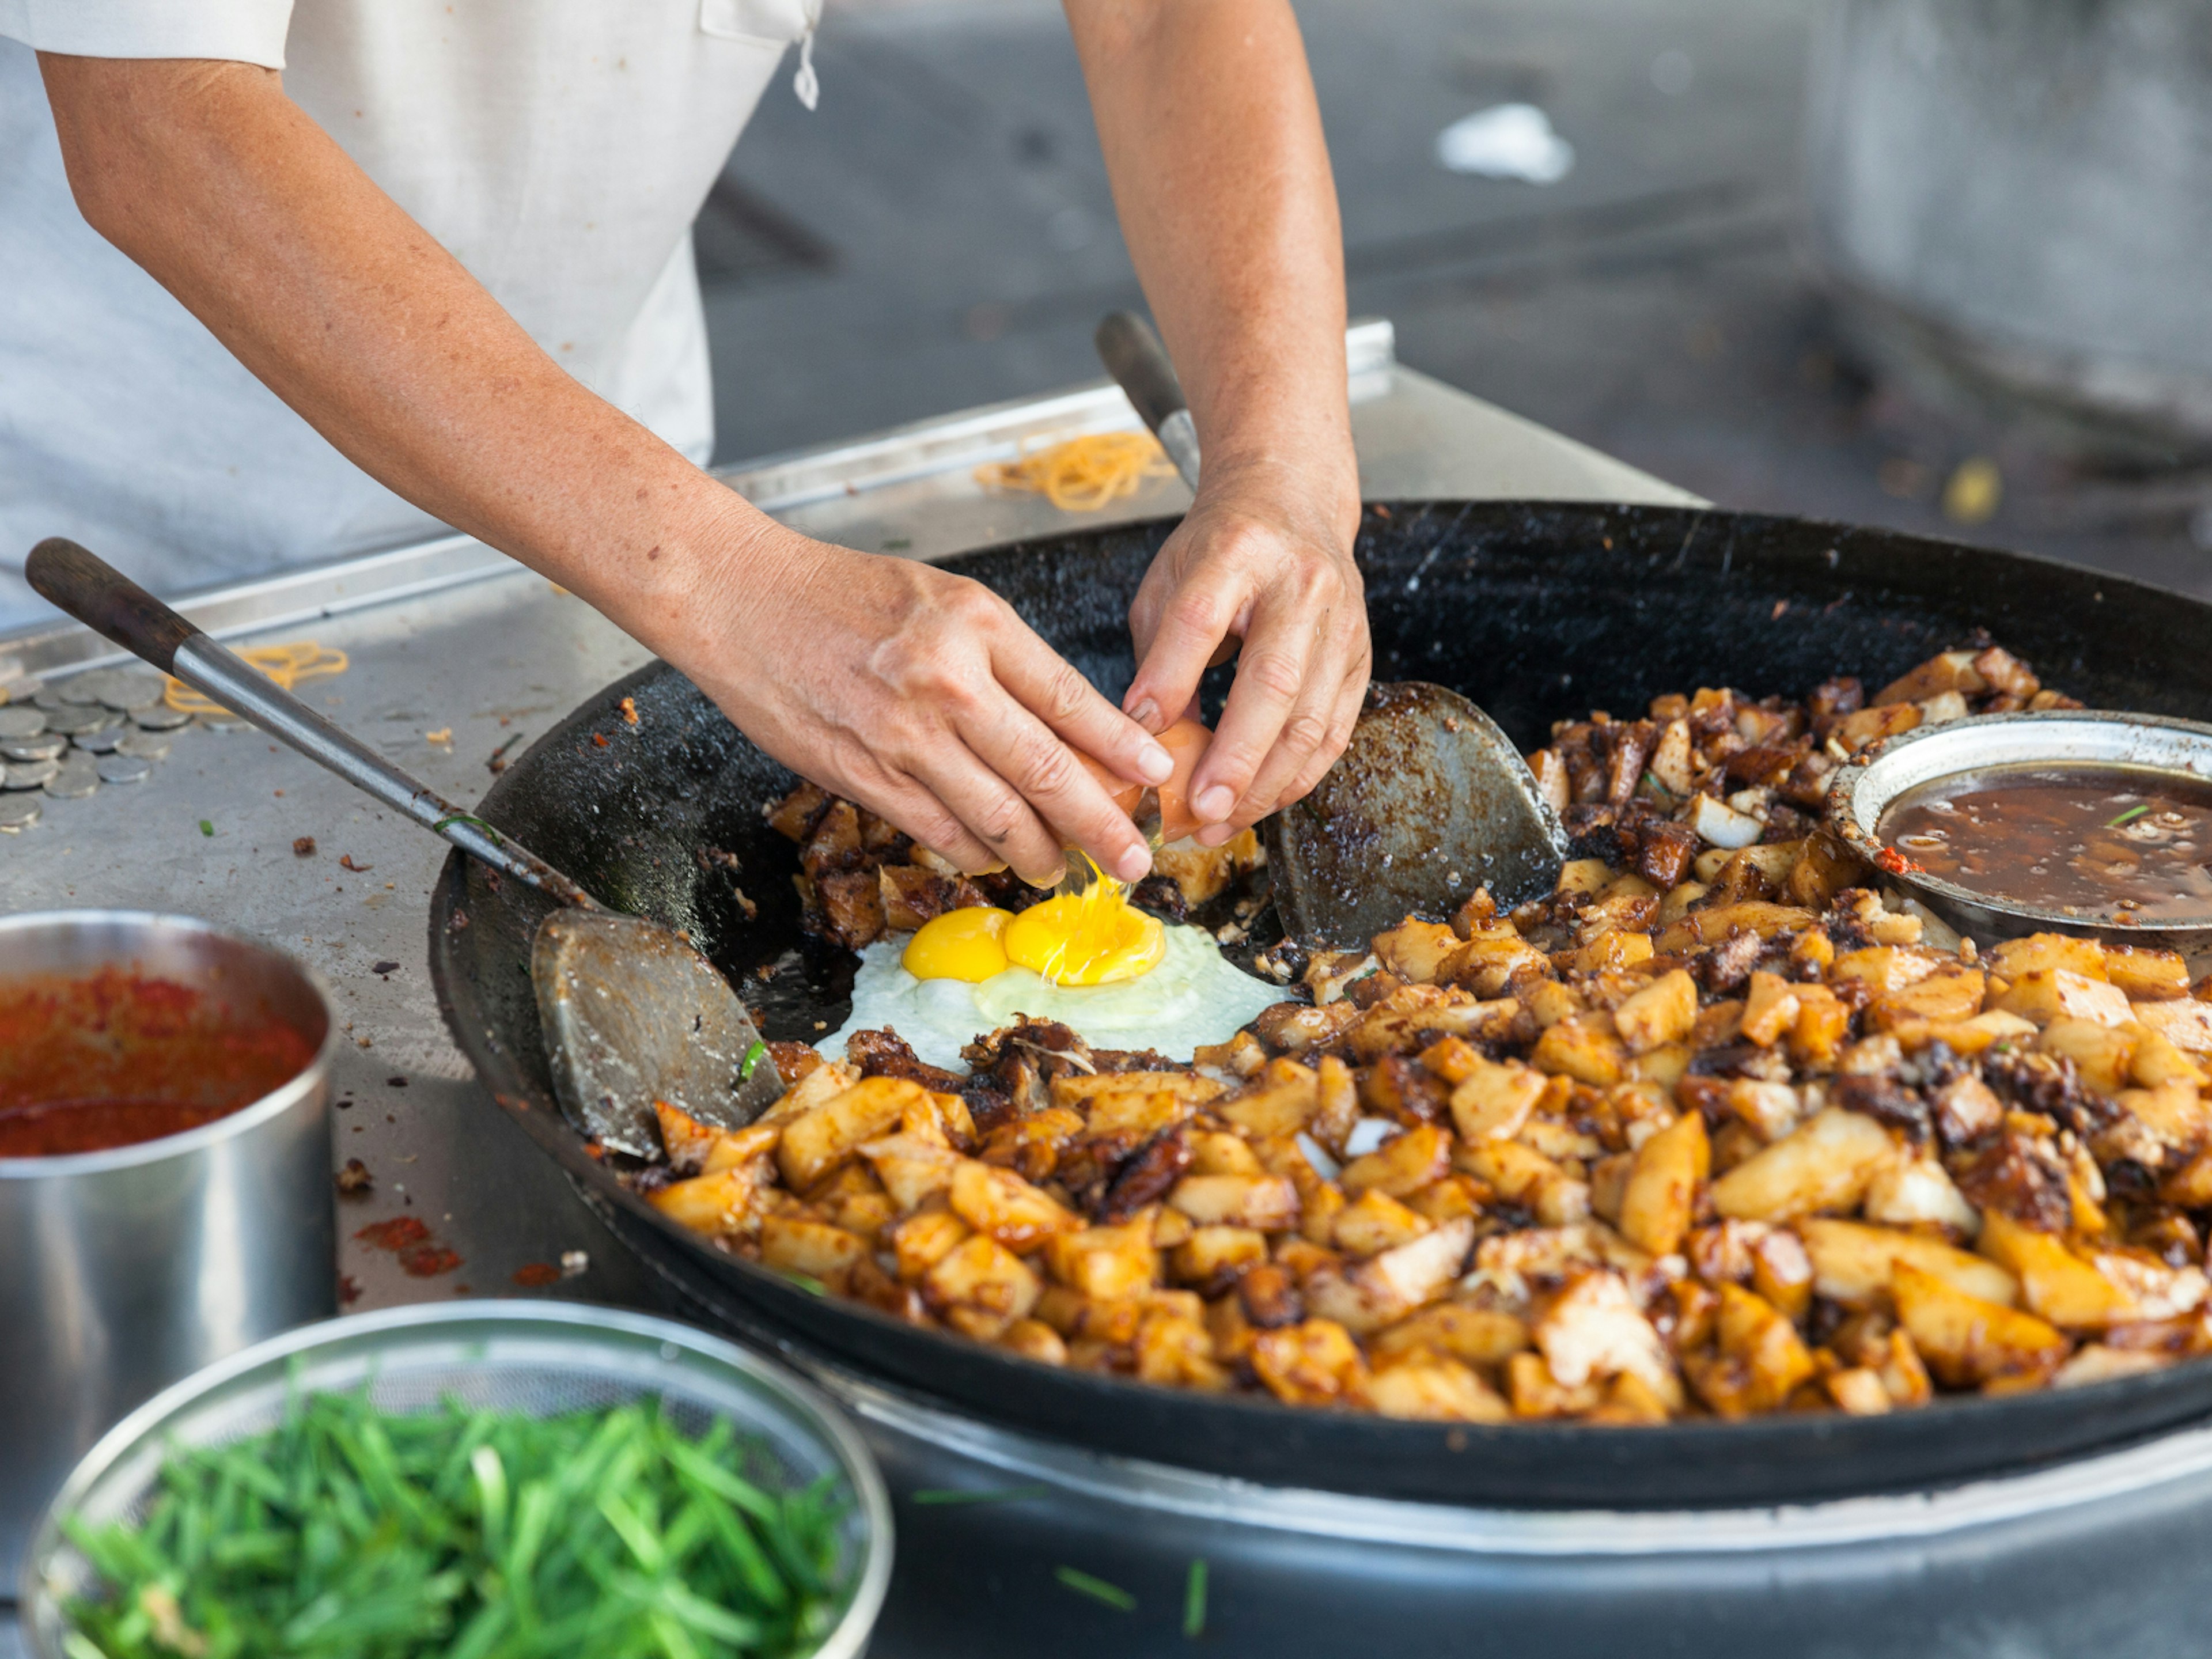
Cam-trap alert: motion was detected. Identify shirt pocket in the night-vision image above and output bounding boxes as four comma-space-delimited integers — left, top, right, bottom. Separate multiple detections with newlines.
698, 0, 818, 46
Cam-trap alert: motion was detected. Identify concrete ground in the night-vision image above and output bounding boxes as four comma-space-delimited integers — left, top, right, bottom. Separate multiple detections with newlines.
701, 0, 2212, 599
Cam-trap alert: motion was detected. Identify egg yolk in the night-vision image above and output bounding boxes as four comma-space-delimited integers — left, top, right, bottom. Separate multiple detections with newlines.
902, 906, 1013, 982
1003, 876, 1166, 986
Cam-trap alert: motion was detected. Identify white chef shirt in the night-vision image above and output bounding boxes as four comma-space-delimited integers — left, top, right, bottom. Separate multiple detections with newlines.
0, 0, 819, 632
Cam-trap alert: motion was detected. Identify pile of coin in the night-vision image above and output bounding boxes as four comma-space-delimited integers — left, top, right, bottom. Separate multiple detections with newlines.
0, 668, 194, 832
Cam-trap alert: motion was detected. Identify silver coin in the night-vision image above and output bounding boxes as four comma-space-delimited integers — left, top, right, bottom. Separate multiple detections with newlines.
0, 796, 41, 831
33, 688, 73, 711
96, 754, 152, 785
55, 675, 106, 706
115, 730, 173, 760
2, 678, 43, 704
45, 706, 119, 737
0, 707, 47, 738
96, 671, 168, 711
73, 727, 127, 754
0, 736, 66, 763
44, 758, 101, 799
133, 703, 193, 731
3, 760, 58, 790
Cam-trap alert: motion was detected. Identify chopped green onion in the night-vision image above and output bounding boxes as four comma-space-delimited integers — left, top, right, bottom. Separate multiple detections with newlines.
908, 1484, 1050, 1507
1055, 1566, 1136, 1612
741, 1039, 768, 1082
432, 812, 505, 846
1183, 1557, 1209, 1639
197, 819, 214, 837
2108, 804, 2152, 828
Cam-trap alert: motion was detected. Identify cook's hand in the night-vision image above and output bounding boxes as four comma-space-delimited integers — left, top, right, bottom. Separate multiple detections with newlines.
1122, 469, 1369, 847
680, 531, 1173, 889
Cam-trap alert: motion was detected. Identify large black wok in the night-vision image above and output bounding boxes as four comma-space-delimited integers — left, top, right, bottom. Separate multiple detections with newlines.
431, 501, 2212, 1508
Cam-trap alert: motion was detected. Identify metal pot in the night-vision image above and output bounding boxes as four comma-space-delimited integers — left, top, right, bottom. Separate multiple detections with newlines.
0, 911, 336, 1584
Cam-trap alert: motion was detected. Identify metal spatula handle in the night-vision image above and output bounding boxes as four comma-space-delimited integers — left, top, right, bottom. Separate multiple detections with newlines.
24, 536, 601, 910
1095, 310, 1201, 491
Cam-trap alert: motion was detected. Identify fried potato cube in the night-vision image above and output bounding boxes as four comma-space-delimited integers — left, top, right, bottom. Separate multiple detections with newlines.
1977, 1211, 2134, 1330
1684, 1283, 1815, 1418
779, 1075, 925, 1188
1889, 1009, 2039, 1055
1533, 1270, 1683, 1407
1824, 1364, 1893, 1415
2052, 1344, 2173, 1389
2115, 1081, 2212, 1162
1861, 1154, 1978, 1236
757, 1059, 860, 1127
1532, 1016, 1628, 1086
1153, 827, 1260, 907
1440, 932, 1554, 998
923, 1234, 1042, 1336
1420, 1035, 1486, 1086
1168, 1173, 1301, 1229
1085, 1088, 1199, 1146
1334, 1189, 1435, 1256
1340, 1123, 1454, 1198
1194, 1030, 1268, 1077
1372, 1302, 1531, 1368
1867, 964, 1988, 1029
654, 1100, 725, 1175
1786, 984, 1853, 1067
1557, 857, 1616, 898
1655, 902, 1816, 956
1189, 1130, 1264, 1177
887, 1207, 972, 1283
1740, 972, 1802, 1048
1988, 933, 2111, 983
2161, 1153, 2212, 1220
1251, 1318, 1372, 1407
1369, 1353, 1512, 1422
1374, 918, 1464, 985
1457, 1138, 1593, 1226
1506, 1351, 1605, 1418
1051, 1070, 1225, 1113
859, 1133, 962, 1212
648, 1166, 760, 1238
1616, 1108, 1709, 1256
1256, 999, 1362, 1056
1798, 1217, 2017, 1307
1132, 1308, 1230, 1389
1892, 1260, 2068, 1388
950, 1160, 1080, 1253
1612, 970, 1698, 1056
1784, 832, 1864, 911
1445, 1058, 1547, 1153
2132, 1028, 2210, 1088
1875, 650, 1986, 706
1993, 968, 2135, 1029
1554, 930, 1657, 978
2104, 945, 2190, 1001
1830, 946, 1941, 994
1215, 1059, 1321, 1138
1305, 1218, 1476, 1334
759, 1215, 870, 1289
1000, 1319, 1069, 1366
1171, 1224, 1268, 1287
1708, 1108, 1896, 1222
2035, 1016, 2139, 1096
2132, 998, 2212, 1055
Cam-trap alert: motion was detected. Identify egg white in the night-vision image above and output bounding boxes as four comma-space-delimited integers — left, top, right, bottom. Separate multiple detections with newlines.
821, 920, 1285, 1073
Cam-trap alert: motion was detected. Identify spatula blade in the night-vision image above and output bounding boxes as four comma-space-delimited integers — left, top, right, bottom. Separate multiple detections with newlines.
1264, 681, 1567, 949
531, 911, 785, 1157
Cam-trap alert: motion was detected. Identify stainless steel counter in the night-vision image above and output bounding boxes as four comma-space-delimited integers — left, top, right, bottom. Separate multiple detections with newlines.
35, 331, 2212, 1657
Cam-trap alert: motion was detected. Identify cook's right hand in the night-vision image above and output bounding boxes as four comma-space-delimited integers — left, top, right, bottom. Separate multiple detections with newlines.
675, 529, 1173, 889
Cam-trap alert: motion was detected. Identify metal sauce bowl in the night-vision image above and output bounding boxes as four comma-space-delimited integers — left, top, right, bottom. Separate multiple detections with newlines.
0, 911, 336, 1584
1826, 710, 2212, 955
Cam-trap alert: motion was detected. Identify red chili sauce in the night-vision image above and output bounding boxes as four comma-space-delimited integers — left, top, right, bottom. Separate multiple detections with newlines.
0, 968, 316, 1157
1877, 764, 2212, 926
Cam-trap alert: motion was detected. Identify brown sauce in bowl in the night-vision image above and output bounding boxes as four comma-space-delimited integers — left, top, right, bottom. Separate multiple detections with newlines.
0, 968, 317, 1158
1877, 764, 2212, 925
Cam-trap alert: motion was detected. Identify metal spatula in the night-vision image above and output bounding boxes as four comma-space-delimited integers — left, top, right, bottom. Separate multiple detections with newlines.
1089, 317, 1568, 949
24, 537, 783, 1157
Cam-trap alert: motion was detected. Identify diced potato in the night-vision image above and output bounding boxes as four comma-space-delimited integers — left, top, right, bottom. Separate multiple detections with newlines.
1171, 1225, 1269, 1287
1449, 1056, 1547, 1143
1418, 1035, 1487, 1086
1440, 932, 1553, 997
779, 1076, 923, 1189
1617, 1108, 1709, 1256
949, 1160, 1080, 1253
755, 1059, 860, 1127
1684, 1283, 1815, 1418
1554, 930, 1656, 977
1507, 1351, 1605, 1418
2133, 998, 2212, 1056
760, 1215, 869, 1287
922, 1235, 1042, 1336
1612, 969, 1698, 1055
1830, 946, 1941, 994
1892, 1261, 2067, 1388
1334, 1189, 1435, 1256
1349, 994, 1523, 1062
1649, 718, 1697, 794
1862, 1154, 1978, 1235
1371, 1301, 1531, 1366
1000, 1319, 1069, 1366
1340, 1123, 1453, 1198
1978, 1211, 2134, 1330
1045, 1215, 1160, 1298
1373, 918, 1463, 985
1213, 1060, 1321, 1139
1305, 1218, 1475, 1333
1251, 1319, 1372, 1407
649, 1166, 760, 1237
1369, 1354, 1512, 1422
1988, 933, 2111, 983
859, 1134, 962, 1212
1656, 902, 1816, 955
1993, 969, 2136, 1030
1874, 650, 1985, 706
1457, 1138, 1593, 1226
1876, 1327, 1934, 1407
2037, 1017, 2139, 1095
2118, 1082, 2212, 1164
1085, 1088, 1200, 1147
2052, 1345, 2172, 1389
1189, 1130, 1264, 1177
1787, 984, 1853, 1066
2087, 1249, 2208, 1320
1194, 1030, 1268, 1077
1740, 972, 1802, 1048
1835, 702, 1921, 753
1168, 1173, 1301, 1229
1051, 1070, 1224, 1113
887, 1207, 972, 1283
1133, 1309, 1230, 1390
1532, 1017, 1628, 1086
1533, 1271, 1683, 1406
1888, 1009, 2039, 1055
1825, 1365, 1892, 1416
1866, 963, 1987, 1028
2106, 945, 2191, 1001
1799, 1218, 2018, 1308
2132, 1028, 2209, 1088
1256, 1000, 1363, 1056
1709, 1109, 1897, 1222
1748, 1227, 1815, 1321
1557, 858, 1616, 898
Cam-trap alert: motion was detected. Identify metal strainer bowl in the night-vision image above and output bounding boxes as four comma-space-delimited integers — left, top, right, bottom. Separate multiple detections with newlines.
17, 1300, 893, 1658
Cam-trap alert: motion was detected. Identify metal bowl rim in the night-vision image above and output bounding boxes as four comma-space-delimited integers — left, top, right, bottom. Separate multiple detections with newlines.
1825, 709, 2212, 937
17, 1299, 895, 1659
0, 908, 340, 1177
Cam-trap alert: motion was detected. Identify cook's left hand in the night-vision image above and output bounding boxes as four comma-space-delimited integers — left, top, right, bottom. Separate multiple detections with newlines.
1122, 464, 1369, 846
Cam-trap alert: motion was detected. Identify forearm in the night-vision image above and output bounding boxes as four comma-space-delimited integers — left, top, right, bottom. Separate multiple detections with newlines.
37, 53, 759, 657
1064, 0, 1357, 525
